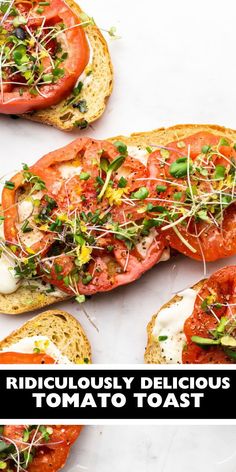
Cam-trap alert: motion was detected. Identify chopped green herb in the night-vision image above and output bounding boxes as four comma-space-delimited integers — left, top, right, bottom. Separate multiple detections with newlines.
201, 145, 211, 154
4, 181, 15, 190
219, 138, 230, 146
158, 335, 168, 341
214, 165, 226, 180
132, 187, 149, 200
76, 294, 86, 303
156, 185, 167, 193
114, 141, 128, 155
80, 172, 90, 180
170, 157, 193, 178
118, 176, 127, 188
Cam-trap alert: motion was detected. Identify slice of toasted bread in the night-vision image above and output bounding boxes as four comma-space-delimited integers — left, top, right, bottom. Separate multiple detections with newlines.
1, 123, 235, 314
144, 280, 204, 364
21, 0, 113, 131
0, 284, 71, 315
0, 309, 91, 363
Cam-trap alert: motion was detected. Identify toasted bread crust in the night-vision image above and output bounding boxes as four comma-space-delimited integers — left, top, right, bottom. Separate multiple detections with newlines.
144, 280, 205, 364
21, 0, 113, 130
0, 309, 92, 363
0, 285, 71, 315
1, 123, 234, 314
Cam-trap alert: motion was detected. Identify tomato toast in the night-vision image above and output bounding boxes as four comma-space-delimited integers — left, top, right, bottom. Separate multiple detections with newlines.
0, 124, 235, 314
145, 266, 236, 364
0, 425, 82, 471
0, 310, 91, 363
0, 0, 113, 130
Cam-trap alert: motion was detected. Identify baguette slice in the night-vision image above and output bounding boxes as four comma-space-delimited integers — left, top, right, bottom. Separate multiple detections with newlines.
0, 309, 91, 363
144, 280, 204, 364
21, 0, 113, 131
1, 123, 235, 314
0, 284, 71, 315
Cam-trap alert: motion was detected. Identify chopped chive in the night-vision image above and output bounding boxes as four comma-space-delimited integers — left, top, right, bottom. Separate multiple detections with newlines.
156, 185, 167, 193
132, 187, 149, 200
79, 172, 90, 180
158, 335, 168, 341
118, 176, 127, 188
4, 181, 15, 190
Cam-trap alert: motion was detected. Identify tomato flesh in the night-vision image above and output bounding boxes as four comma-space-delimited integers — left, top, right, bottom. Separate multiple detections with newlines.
182, 266, 236, 364
2, 137, 167, 296
0, 0, 89, 113
147, 131, 236, 261
0, 352, 55, 364
2, 425, 82, 472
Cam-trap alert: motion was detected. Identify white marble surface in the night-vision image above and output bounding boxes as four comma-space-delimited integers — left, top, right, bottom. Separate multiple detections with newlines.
1, 0, 236, 470
64, 426, 236, 472
0, 0, 236, 363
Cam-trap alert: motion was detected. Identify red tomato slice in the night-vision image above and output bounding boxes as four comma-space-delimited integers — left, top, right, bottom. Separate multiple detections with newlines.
147, 132, 236, 261
182, 266, 236, 364
0, 0, 89, 114
2, 425, 82, 472
1, 137, 169, 296
164, 203, 236, 261
0, 352, 55, 364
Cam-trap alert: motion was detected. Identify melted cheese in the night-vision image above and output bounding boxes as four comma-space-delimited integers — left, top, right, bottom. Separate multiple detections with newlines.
19, 227, 43, 248
0, 224, 20, 294
2, 336, 72, 364
152, 288, 197, 364
60, 164, 82, 179
18, 192, 44, 222
22, 280, 67, 298
136, 229, 157, 258
0, 252, 20, 294
127, 146, 149, 166
18, 199, 34, 222
159, 248, 170, 262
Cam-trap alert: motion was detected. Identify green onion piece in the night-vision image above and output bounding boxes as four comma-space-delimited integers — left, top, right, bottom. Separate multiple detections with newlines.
158, 335, 168, 341
4, 181, 15, 190
156, 185, 167, 193
79, 172, 90, 180
191, 336, 220, 346
118, 176, 127, 188
82, 274, 92, 285
114, 141, 128, 155
214, 165, 226, 180
132, 187, 149, 200
76, 294, 86, 303
201, 145, 211, 154
169, 157, 193, 178
219, 138, 230, 146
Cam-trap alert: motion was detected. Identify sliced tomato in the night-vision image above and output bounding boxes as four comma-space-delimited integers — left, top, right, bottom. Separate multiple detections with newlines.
164, 203, 236, 261
0, 352, 55, 364
183, 266, 236, 364
2, 425, 82, 472
147, 131, 236, 261
2, 137, 169, 296
0, 0, 89, 114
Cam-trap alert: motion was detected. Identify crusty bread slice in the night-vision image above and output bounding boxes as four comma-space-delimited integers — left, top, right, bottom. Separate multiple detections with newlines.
0, 309, 91, 363
0, 284, 71, 315
144, 280, 204, 364
1, 123, 235, 314
0, 203, 70, 315
21, 0, 113, 131
109, 123, 236, 147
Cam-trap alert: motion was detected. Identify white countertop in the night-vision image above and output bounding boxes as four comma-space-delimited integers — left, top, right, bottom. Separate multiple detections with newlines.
65, 426, 236, 472
0, 0, 236, 470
